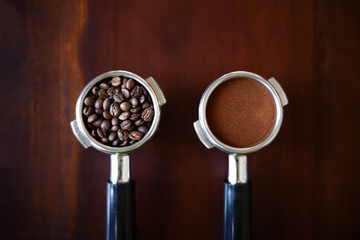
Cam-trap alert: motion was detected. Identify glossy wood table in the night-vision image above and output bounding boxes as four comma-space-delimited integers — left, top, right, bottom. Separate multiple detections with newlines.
0, 0, 359, 239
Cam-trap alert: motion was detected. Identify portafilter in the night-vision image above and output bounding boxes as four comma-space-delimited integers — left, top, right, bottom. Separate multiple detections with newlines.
71, 70, 166, 240
194, 71, 288, 240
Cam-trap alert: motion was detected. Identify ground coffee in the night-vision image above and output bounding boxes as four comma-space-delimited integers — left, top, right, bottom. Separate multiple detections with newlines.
206, 77, 276, 148
83, 76, 154, 147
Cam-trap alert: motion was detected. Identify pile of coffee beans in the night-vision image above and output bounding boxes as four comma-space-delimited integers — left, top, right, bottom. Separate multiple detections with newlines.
83, 76, 154, 147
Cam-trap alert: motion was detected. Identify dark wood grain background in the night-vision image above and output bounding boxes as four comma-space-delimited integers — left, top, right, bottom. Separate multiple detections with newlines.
1, 0, 359, 239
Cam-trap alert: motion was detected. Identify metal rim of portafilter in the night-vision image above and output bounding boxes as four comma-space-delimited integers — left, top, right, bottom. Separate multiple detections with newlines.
193, 71, 288, 240
70, 70, 166, 240
71, 70, 166, 155
71, 70, 166, 182
194, 71, 288, 183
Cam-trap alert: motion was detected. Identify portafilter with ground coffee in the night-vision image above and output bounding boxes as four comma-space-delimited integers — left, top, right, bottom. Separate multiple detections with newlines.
194, 71, 288, 240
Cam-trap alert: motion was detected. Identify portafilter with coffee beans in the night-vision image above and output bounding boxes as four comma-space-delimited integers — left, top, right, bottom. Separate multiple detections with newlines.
71, 70, 166, 240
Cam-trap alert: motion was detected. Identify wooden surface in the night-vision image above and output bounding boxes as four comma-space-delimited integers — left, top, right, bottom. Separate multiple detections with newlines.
1, 0, 360, 239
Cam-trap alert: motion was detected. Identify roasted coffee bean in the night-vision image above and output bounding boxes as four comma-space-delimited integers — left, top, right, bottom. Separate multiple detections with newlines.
101, 137, 109, 143
131, 85, 142, 98
112, 139, 121, 146
91, 94, 98, 99
111, 117, 120, 126
84, 96, 95, 106
99, 88, 108, 99
101, 120, 111, 131
92, 86, 100, 95
91, 128, 98, 137
120, 120, 132, 130
130, 113, 140, 121
117, 129, 129, 141
142, 87, 148, 96
121, 88, 130, 98
87, 113, 98, 123
128, 125, 135, 131
103, 111, 112, 120
147, 95, 151, 102
92, 119, 102, 127
89, 94, 97, 100
138, 125, 148, 133
129, 140, 136, 145
114, 93, 125, 103
121, 78, 128, 89
100, 83, 109, 89
126, 79, 136, 90
130, 98, 138, 107
142, 108, 154, 121
139, 95, 146, 104
130, 106, 141, 113
120, 102, 131, 111
95, 98, 104, 109
108, 132, 117, 142
111, 76, 121, 87
95, 108, 103, 115
120, 140, 128, 146
96, 128, 105, 138
111, 125, 119, 132
129, 130, 143, 140
83, 106, 93, 116
107, 87, 117, 96
97, 128, 107, 138
134, 119, 145, 126
103, 98, 111, 110
142, 101, 150, 109
119, 111, 130, 120
110, 103, 121, 117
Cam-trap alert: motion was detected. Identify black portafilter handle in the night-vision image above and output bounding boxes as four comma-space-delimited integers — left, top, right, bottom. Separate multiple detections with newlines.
223, 155, 252, 240
106, 155, 135, 240
224, 181, 252, 240
107, 181, 136, 240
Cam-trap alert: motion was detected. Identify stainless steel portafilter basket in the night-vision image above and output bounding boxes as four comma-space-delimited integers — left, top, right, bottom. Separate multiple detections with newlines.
193, 71, 288, 240
71, 70, 166, 155
71, 70, 166, 240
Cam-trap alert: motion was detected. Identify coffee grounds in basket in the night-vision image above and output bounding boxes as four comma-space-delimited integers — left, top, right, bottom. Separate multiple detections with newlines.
206, 77, 276, 148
